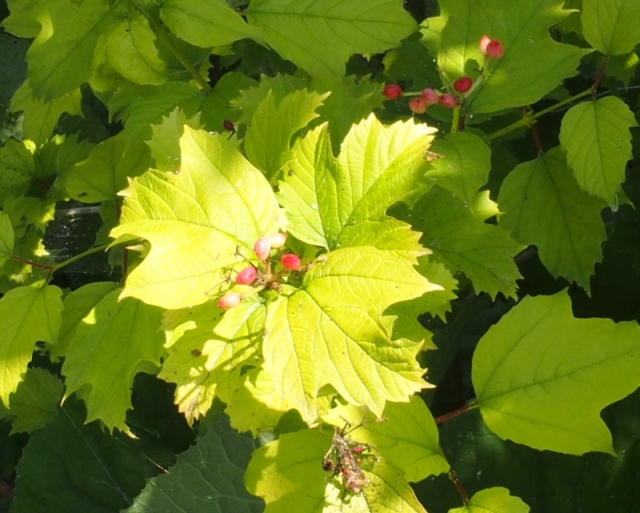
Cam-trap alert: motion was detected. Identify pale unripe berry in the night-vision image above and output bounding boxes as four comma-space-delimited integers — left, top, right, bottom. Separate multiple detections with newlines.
439, 93, 457, 108
383, 84, 403, 99
408, 97, 427, 114
218, 292, 241, 309
235, 266, 257, 285
454, 77, 472, 93
254, 237, 271, 260
281, 253, 302, 271
421, 88, 439, 105
479, 35, 491, 55
268, 232, 287, 248
486, 39, 504, 59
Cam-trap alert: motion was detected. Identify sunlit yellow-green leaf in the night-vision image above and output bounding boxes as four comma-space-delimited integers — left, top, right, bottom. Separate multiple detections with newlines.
449, 487, 530, 513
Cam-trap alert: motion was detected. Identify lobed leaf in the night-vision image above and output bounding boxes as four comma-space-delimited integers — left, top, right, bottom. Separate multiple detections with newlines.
473, 290, 640, 455
0, 138, 35, 201
277, 114, 436, 257
263, 247, 439, 422
498, 147, 607, 293
245, 0, 416, 77
582, 0, 640, 56
0, 285, 62, 406
559, 96, 638, 205
110, 127, 280, 309
62, 288, 165, 432
411, 187, 524, 299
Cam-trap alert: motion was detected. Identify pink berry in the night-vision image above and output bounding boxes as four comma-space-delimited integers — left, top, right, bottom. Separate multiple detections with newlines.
280, 253, 301, 271
439, 93, 457, 108
254, 237, 271, 260
421, 88, 439, 105
408, 97, 426, 114
382, 84, 403, 100
268, 232, 287, 248
486, 39, 504, 59
479, 35, 491, 55
218, 291, 241, 309
453, 77, 472, 93
223, 120, 234, 131
235, 266, 257, 285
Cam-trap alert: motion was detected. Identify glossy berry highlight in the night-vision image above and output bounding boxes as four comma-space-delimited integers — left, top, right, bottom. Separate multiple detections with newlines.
235, 266, 257, 285
439, 93, 457, 108
454, 77, 473, 93
479, 35, 491, 55
421, 88, 439, 105
382, 84, 403, 100
408, 97, 427, 114
486, 39, 504, 59
281, 253, 302, 271
218, 291, 241, 309
253, 237, 271, 260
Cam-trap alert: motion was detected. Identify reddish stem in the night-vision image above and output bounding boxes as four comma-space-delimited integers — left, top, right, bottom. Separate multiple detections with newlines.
449, 469, 469, 506
12, 256, 53, 282
522, 107, 543, 155
435, 404, 470, 424
592, 56, 608, 96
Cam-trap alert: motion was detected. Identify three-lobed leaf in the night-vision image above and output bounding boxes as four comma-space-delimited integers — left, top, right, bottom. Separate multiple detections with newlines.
559, 96, 638, 205
473, 290, 640, 455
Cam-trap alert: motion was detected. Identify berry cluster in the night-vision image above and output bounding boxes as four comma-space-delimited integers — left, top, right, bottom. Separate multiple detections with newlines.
216, 232, 303, 309
382, 35, 503, 114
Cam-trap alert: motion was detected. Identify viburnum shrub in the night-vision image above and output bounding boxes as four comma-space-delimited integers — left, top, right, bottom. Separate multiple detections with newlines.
0, 1, 639, 512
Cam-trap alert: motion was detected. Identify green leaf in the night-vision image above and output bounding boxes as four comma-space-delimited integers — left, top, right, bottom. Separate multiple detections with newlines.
50, 281, 120, 361
2, 0, 47, 38
277, 115, 436, 255
384, 256, 458, 345
472, 290, 640, 455
159, 299, 266, 424
322, 396, 450, 482
106, 14, 168, 86
0, 138, 34, 201
0, 212, 14, 267
65, 134, 153, 203
0, 284, 62, 406
245, 428, 427, 512
6, 367, 63, 434
425, 132, 491, 205
111, 127, 280, 309
559, 96, 638, 205
497, 146, 607, 292
161, 0, 262, 47
146, 107, 201, 172
124, 410, 262, 513
10, 397, 159, 513
25, 0, 116, 100
448, 487, 529, 513
263, 247, 438, 422
411, 187, 524, 299
9, 79, 82, 145
200, 71, 257, 132
61, 288, 164, 432
245, 0, 417, 76
582, 0, 640, 56
244, 89, 329, 182
434, 0, 591, 114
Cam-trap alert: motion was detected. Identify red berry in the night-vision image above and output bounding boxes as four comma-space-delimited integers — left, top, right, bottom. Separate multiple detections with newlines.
223, 120, 234, 131
453, 77, 473, 93
486, 39, 504, 59
479, 35, 491, 55
254, 236, 271, 260
421, 88, 439, 105
218, 291, 241, 309
281, 253, 301, 271
235, 266, 257, 285
383, 84, 403, 100
408, 97, 426, 114
268, 232, 287, 248
439, 93, 457, 108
